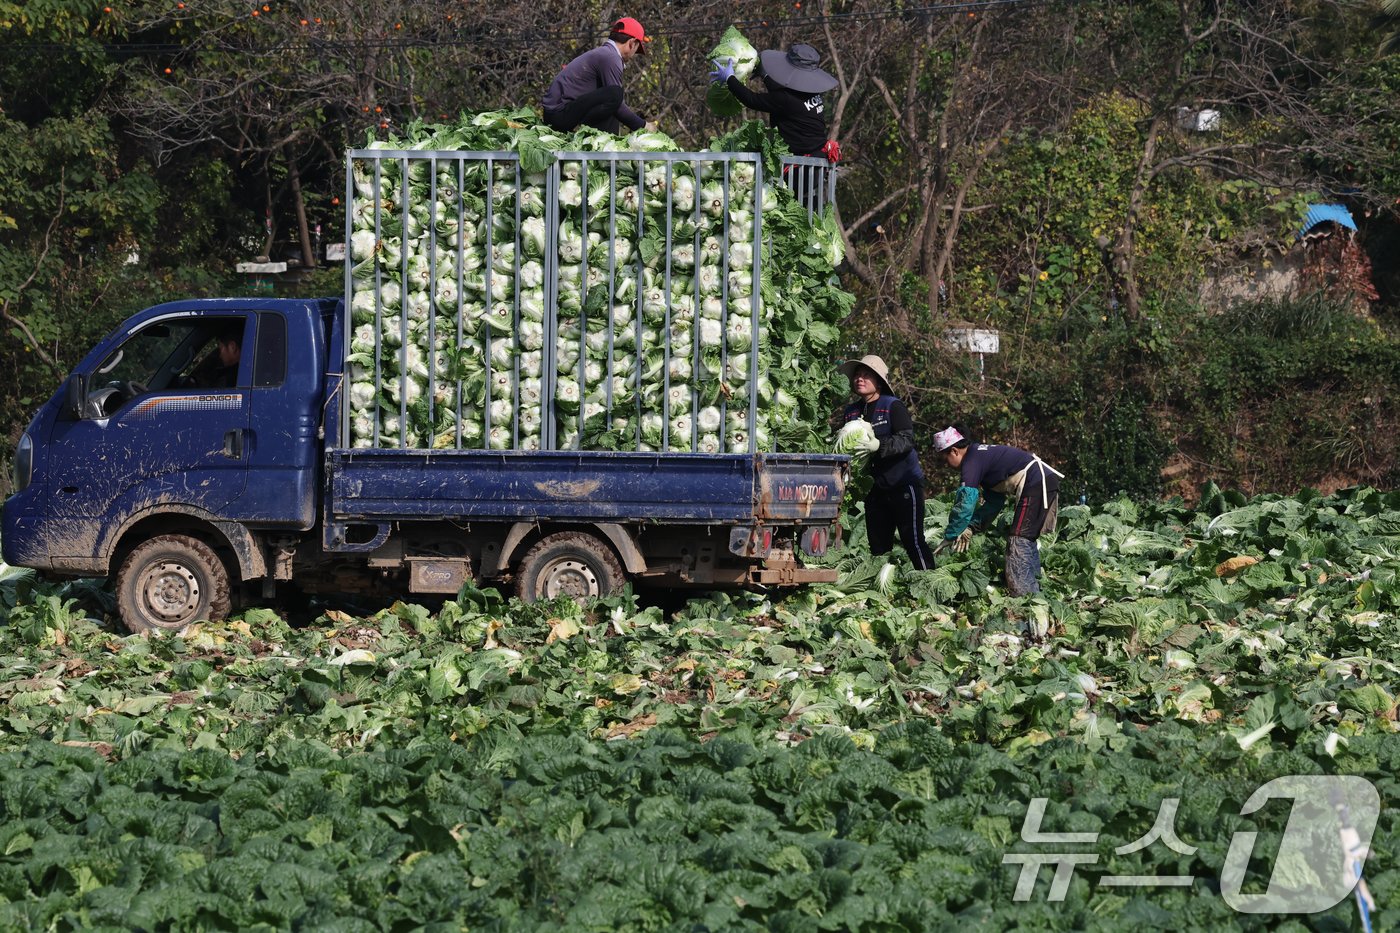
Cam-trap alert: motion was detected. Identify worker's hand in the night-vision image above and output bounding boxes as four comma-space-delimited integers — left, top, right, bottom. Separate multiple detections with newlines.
643, 120, 659, 133
952, 528, 974, 553
861, 434, 881, 454
709, 57, 736, 84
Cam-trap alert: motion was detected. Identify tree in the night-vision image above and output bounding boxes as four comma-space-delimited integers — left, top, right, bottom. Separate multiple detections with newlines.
0, 2, 165, 458
809, 3, 1081, 327
110, 0, 553, 269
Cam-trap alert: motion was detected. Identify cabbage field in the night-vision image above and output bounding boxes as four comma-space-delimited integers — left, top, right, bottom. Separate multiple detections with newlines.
1, 485, 1397, 929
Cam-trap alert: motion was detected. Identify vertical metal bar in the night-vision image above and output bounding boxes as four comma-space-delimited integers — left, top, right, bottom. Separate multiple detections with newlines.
542, 160, 560, 450
719, 159, 732, 452
632, 156, 645, 450
635, 158, 644, 448
661, 159, 673, 451
694, 156, 708, 452
396, 156, 410, 450
749, 155, 760, 454
455, 157, 466, 450
574, 161, 585, 448
371, 158, 384, 449
426, 156, 438, 445
512, 157, 523, 450
482, 157, 495, 449
604, 159, 618, 434
342, 154, 355, 449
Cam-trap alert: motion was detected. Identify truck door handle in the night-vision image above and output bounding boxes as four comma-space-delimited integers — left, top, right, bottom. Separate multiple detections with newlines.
223, 429, 245, 459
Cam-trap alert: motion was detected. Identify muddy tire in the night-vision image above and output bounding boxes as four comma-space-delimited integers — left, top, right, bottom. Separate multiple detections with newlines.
515, 532, 625, 603
115, 535, 231, 634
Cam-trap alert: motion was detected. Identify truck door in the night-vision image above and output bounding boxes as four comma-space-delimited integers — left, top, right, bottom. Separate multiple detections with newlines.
44, 314, 252, 559
223, 309, 319, 527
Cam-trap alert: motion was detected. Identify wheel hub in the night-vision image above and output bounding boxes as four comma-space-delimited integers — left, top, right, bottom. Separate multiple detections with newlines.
142, 560, 201, 624
541, 559, 599, 599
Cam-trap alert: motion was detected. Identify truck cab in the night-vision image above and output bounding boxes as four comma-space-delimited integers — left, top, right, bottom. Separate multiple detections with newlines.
3, 299, 332, 629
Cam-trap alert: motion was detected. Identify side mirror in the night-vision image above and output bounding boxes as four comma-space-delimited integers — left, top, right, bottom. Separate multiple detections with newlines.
64, 373, 88, 420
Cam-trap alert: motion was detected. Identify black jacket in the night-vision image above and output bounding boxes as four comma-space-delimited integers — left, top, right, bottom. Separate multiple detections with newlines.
726, 76, 828, 156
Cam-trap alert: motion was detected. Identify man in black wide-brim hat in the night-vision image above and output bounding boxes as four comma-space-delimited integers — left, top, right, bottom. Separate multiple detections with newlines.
709, 43, 838, 159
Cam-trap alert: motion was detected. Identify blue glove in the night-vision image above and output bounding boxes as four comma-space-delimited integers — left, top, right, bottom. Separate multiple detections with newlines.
709, 57, 736, 84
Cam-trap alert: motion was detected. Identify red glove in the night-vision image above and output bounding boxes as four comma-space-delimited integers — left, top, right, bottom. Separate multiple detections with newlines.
821, 139, 841, 164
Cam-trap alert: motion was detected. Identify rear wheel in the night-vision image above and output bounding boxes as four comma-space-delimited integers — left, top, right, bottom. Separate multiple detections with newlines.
515, 532, 625, 603
115, 535, 231, 633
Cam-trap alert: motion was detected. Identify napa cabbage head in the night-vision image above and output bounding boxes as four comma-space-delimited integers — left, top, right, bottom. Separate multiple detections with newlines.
834, 419, 879, 456
706, 27, 760, 117
710, 27, 759, 80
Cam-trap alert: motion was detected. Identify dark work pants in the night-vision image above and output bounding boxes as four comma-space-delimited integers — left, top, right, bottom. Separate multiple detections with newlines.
866, 482, 936, 570
1008, 482, 1059, 540
543, 86, 625, 134
1006, 485, 1058, 595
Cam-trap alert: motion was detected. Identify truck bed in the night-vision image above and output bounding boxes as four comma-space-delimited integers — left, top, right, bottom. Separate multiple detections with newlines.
326, 448, 846, 525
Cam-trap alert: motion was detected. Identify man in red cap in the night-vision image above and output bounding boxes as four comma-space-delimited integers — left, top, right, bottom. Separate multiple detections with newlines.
542, 17, 650, 135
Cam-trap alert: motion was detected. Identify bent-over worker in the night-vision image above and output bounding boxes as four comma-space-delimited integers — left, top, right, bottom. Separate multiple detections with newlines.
932, 427, 1063, 596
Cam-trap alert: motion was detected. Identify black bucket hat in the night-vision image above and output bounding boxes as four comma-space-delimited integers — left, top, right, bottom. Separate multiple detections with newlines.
758, 44, 838, 94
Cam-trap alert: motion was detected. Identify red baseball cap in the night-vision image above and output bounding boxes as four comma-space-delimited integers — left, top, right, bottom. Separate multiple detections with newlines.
612, 16, 649, 52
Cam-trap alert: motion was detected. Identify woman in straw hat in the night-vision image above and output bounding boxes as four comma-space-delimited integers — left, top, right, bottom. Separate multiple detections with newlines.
837, 355, 937, 570
929, 427, 1064, 596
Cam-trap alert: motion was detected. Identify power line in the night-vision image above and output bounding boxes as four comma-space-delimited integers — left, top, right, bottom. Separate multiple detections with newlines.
0, 0, 1049, 57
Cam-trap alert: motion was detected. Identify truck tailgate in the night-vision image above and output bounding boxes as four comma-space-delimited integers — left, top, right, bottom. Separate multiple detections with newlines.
755, 454, 847, 522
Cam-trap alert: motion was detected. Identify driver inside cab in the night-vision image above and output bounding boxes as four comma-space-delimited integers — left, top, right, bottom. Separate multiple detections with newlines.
190, 325, 242, 388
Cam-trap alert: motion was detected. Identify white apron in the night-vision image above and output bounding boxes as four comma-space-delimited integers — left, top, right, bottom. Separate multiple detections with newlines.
987, 454, 1065, 534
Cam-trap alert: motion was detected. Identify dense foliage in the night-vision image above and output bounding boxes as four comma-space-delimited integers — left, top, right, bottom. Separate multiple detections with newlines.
1, 486, 1397, 928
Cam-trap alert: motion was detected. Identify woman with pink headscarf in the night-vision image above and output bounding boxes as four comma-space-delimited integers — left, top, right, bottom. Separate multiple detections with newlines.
931, 427, 1064, 596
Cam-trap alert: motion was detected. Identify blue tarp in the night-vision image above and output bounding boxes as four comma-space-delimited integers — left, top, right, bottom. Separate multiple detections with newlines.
1298, 203, 1357, 237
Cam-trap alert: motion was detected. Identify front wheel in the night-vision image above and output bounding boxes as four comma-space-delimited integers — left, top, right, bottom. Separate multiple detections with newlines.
115, 535, 231, 633
515, 532, 625, 603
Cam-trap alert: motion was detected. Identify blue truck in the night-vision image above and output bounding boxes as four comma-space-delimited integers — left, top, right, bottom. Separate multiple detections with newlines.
2, 148, 848, 633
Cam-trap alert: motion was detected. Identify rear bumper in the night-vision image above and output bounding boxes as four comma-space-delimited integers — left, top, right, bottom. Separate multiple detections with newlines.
751, 563, 838, 586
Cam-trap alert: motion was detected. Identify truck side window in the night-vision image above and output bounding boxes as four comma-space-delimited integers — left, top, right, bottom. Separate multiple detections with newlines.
86, 317, 247, 416
253, 312, 287, 387
94, 321, 194, 392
